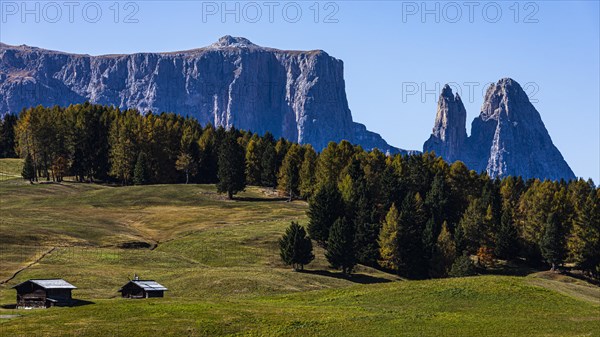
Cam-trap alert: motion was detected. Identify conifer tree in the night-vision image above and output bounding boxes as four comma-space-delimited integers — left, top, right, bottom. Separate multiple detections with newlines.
275, 137, 290, 168
448, 253, 476, 277
261, 141, 277, 187
325, 217, 356, 275
430, 221, 456, 277
176, 124, 200, 184
109, 117, 137, 185
422, 217, 436, 267
299, 145, 317, 199
277, 144, 302, 201
316, 142, 341, 186
354, 222, 380, 267
21, 153, 35, 183
0, 114, 17, 158
217, 130, 246, 199
425, 173, 449, 228
307, 183, 345, 245
540, 212, 567, 271
175, 153, 195, 184
454, 221, 467, 256
379, 203, 400, 271
458, 198, 486, 253
133, 152, 150, 185
279, 221, 314, 271
396, 193, 427, 278
353, 181, 380, 266
572, 191, 600, 278
495, 208, 519, 260
198, 125, 218, 183
245, 138, 262, 185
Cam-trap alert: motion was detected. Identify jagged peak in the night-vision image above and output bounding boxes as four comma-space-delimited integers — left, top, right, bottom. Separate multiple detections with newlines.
496, 77, 518, 87
441, 84, 454, 98
210, 35, 258, 49
486, 77, 527, 98
481, 77, 533, 121
440, 84, 464, 103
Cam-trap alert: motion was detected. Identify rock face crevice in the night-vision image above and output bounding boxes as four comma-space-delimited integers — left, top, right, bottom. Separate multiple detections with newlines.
424, 78, 575, 180
0, 36, 404, 153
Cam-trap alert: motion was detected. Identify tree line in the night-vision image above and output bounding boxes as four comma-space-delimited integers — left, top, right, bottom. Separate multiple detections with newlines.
2, 104, 599, 280
281, 146, 599, 280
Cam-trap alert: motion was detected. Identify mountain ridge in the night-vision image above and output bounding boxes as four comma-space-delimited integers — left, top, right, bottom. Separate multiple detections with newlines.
0, 36, 405, 153
424, 78, 575, 180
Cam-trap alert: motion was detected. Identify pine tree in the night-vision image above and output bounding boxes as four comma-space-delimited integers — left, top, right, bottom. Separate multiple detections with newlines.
217, 131, 246, 199
279, 221, 315, 271
422, 217, 436, 264
430, 221, 456, 277
454, 221, 467, 256
245, 138, 262, 185
175, 153, 194, 184
198, 125, 218, 183
277, 144, 302, 201
316, 142, 341, 186
448, 253, 476, 277
572, 191, 600, 278
353, 181, 380, 266
495, 208, 519, 260
516, 180, 556, 264
325, 217, 356, 275
458, 198, 486, 253
133, 152, 150, 185
354, 222, 380, 267
261, 141, 277, 187
379, 163, 402, 216
540, 212, 567, 271
299, 145, 317, 199
21, 153, 35, 183
0, 114, 17, 158
425, 173, 449, 227
176, 124, 200, 184
379, 203, 400, 271
396, 193, 427, 279
109, 118, 137, 185
306, 183, 345, 245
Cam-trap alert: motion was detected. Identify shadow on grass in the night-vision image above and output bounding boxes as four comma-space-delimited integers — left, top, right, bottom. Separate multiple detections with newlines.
1, 299, 94, 309
301, 269, 393, 284
558, 270, 600, 287
477, 259, 542, 277
70, 299, 95, 307
234, 196, 288, 202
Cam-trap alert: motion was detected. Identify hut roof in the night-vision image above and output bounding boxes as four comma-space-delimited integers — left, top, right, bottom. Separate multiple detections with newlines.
13, 279, 77, 289
120, 280, 168, 292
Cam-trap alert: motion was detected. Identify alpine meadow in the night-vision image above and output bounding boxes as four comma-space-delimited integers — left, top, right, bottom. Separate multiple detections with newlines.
0, 103, 598, 336
1, 2, 599, 335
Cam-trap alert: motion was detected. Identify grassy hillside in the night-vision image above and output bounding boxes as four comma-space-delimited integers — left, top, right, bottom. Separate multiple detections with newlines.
0, 174, 598, 336
0, 158, 22, 181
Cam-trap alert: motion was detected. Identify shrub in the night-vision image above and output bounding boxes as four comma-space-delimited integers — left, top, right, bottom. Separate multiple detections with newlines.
449, 253, 477, 277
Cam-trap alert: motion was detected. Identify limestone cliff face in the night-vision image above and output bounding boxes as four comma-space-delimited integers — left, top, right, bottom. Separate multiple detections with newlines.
423, 78, 575, 180
0, 36, 405, 153
423, 84, 468, 163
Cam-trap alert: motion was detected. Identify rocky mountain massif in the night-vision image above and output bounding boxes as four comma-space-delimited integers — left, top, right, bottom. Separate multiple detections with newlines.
0, 36, 404, 153
0, 38, 576, 179
424, 78, 575, 180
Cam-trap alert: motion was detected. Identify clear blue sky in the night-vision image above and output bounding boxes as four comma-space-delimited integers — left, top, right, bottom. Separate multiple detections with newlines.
1, 1, 598, 181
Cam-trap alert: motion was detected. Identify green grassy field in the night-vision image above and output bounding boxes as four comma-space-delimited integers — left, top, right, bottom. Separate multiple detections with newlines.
0, 158, 22, 181
0, 159, 598, 336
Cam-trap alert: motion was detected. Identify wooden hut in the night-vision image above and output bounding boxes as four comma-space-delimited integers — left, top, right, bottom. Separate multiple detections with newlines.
118, 276, 167, 299
12, 279, 77, 309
